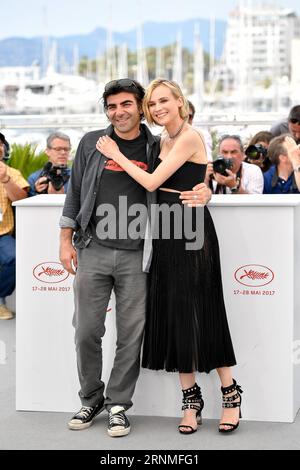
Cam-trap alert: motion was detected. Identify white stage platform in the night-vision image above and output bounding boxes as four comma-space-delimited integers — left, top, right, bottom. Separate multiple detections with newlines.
14, 194, 300, 422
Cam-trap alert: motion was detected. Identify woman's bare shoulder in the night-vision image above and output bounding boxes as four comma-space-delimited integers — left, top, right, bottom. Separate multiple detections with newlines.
176, 126, 204, 146
183, 127, 207, 164
188, 126, 206, 142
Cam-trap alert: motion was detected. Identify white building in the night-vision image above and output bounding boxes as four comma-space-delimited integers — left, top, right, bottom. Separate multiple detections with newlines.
223, 4, 300, 86
291, 38, 300, 102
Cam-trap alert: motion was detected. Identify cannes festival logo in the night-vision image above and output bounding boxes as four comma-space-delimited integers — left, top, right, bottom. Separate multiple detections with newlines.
33, 262, 69, 284
234, 264, 274, 287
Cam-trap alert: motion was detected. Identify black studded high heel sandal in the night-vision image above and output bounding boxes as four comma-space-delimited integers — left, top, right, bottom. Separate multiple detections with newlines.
219, 379, 243, 433
178, 383, 204, 435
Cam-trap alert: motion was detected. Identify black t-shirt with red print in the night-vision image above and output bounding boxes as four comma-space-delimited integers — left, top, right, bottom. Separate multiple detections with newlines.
90, 127, 148, 250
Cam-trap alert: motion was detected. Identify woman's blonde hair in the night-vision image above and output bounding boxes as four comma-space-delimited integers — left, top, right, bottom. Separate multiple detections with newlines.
142, 78, 189, 125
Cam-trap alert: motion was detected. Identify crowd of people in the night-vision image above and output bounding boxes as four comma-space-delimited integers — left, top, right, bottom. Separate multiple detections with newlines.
1, 79, 300, 438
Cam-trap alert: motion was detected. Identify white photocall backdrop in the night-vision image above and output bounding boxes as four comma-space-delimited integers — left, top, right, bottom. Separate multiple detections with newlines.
14, 194, 300, 422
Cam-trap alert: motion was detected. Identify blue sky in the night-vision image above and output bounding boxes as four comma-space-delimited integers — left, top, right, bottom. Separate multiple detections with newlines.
1, 0, 300, 39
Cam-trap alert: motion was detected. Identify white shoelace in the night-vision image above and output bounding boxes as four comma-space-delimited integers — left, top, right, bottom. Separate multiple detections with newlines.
76, 406, 93, 419
109, 412, 125, 426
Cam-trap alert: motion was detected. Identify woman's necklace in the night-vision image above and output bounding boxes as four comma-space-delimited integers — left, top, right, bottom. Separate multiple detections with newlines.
167, 120, 186, 139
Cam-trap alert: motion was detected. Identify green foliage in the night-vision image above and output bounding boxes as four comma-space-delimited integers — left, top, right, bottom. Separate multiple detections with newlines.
7, 143, 48, 179
211, 130, 220, 159
78, 56, 89, 75
78, 44, 214, 94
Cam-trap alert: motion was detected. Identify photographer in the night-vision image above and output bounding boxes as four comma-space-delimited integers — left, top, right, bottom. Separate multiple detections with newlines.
0, 132, 29, 320
244, 131, 273, 173
263, 134, 300, 194
28, 132, 71, 197
204, 134, 264, 194
270, 105, 300, 144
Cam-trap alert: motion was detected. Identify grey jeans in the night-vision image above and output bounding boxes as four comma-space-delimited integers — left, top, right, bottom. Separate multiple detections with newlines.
73, 241, 147, 410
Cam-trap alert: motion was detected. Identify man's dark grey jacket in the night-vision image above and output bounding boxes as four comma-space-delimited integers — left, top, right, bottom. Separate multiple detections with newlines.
59, 124, 160, 272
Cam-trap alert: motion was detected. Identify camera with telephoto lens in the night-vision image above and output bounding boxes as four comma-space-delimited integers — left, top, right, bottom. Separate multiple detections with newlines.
245, 144, 268, 161
38, 162, 70, 193
213, 156, 233, 176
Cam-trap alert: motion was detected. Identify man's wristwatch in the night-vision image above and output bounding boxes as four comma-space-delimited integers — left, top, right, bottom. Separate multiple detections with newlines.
230, 186, 239, 193
293, 165, 300, 173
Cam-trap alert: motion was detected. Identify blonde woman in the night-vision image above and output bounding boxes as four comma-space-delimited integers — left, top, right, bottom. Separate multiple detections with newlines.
97, 79, 242, 435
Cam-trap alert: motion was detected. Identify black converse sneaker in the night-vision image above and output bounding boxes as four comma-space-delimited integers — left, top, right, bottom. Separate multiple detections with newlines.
107, 406, 131, 437
68, 398, 105, 430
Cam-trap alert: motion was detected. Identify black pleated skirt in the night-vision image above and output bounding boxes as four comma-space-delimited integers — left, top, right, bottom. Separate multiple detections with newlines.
142, 192, 237, 373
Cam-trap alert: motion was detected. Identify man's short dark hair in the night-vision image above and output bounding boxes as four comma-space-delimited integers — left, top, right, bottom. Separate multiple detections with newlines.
267, 134, 289, 165
0, 132, 7, 145
187, 100, 195, 118
288, 105, 300, 122
218, 134, 244, 153
0, 131, 10, 157
102, 78, 145, 111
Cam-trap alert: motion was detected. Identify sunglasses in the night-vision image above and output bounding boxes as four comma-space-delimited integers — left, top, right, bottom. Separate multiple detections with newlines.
289, 118, 300, 125
104, 79, 139, 92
